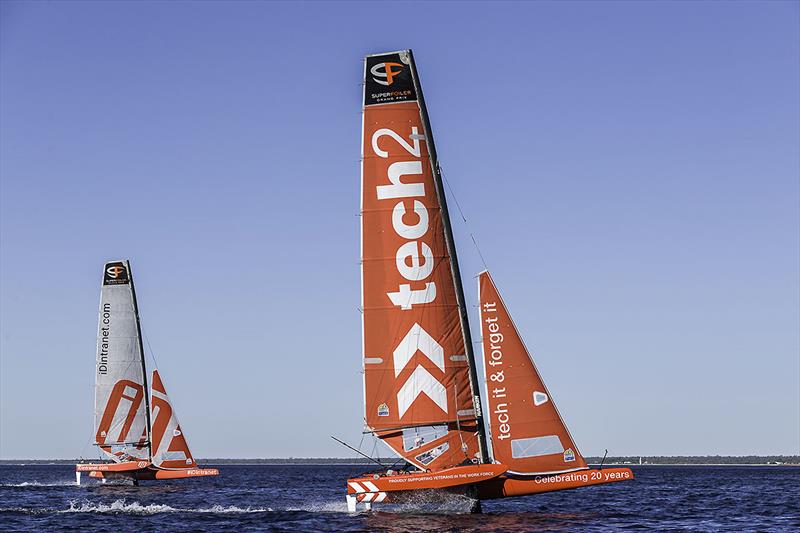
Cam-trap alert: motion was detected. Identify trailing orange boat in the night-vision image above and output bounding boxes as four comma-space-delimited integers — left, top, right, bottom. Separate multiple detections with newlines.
75, 260, 218, 484
348, 50, 632, 511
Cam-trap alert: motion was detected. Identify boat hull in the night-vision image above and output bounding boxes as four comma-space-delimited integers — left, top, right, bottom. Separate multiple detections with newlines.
345, 466, 633, 510
477, 467, 634, 499
76, 460, 151, 472
346, 464, 506, 509
76, 461, 218, 483
347, 464, 508, 495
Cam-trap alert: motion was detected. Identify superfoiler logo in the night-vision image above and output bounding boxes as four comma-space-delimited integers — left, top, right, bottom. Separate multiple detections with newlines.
106, 266, 125, 278
372, 125, 447, 417
371, 62, 404, 86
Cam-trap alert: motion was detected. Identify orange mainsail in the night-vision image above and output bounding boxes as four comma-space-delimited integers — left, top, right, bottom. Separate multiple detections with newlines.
361, 51, 484, 470
478, 271, 588, 475
348, 50, 633, 509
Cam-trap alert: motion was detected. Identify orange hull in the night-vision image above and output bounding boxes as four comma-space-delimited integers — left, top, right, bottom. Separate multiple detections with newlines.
346, 466, 633, 506
77, 461, 218, 481
477, 468, 634, 499
151, 468, 219, 480
348, 464, 507, 496
76, 461, 150, 472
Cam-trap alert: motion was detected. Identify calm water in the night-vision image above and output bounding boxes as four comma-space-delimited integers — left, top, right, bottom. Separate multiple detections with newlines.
1, 464, 798, 531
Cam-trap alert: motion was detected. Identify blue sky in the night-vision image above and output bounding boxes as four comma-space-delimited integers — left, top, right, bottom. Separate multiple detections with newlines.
1, 1, 797, 459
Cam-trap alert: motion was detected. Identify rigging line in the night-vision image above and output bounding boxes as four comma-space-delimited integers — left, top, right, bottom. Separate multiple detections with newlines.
371, 436, 380, 465
440, 168, 468, 224
453, 380, 468, 460
471, 233, 489, 272
441, 166, 490, 272
331, 436, 386, 467
140, 325, 160, 370
358, 432, 366, 452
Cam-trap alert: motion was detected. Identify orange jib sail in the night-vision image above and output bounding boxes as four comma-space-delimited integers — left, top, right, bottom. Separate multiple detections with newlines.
479, 271, 587, 475
149, 370, 196, 470
361, 51, 481, 470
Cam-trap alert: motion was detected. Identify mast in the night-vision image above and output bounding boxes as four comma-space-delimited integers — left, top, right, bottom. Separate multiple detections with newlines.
126, 260, 153, 458
406, 50, 490, 464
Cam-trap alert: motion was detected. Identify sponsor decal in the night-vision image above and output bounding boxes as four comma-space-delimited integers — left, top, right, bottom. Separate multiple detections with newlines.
534, 471, 589, 484
369, 117, 449, 419
371, 62, 404, 86
98, 302, 111, 375
96, 380, 145, 445
482, 301, 511, 441
564, 448, 576, 462
393, 324, 447, 417
377, 403, 390, 417
364, 52, 417, 106
187, 469, 218, 476
381, 467, 500, 485
533, 469, 631, 484
103, 262, 130, 285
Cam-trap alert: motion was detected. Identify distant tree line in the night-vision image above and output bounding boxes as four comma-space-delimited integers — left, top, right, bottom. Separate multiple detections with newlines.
585, 455, 799, 465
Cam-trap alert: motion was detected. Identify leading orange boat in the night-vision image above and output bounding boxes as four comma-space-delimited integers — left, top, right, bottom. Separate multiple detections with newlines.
347, 50, 632, 512
75, 260, 218, 484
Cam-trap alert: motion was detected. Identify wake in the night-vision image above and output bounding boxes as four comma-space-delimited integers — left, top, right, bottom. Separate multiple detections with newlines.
1, 499, 273, 515
63, 499, 273, 514
0, 481, 77, 487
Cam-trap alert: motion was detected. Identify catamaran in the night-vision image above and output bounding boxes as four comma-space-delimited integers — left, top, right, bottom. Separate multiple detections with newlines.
346, 50, 632, 511
76, 260, 218, 484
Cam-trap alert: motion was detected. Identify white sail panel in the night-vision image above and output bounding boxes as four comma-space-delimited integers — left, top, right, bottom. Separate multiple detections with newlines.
93, 261, 149, 461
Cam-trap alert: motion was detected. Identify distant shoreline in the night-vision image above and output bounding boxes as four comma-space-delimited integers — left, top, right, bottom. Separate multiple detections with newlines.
1, 456, 798, 466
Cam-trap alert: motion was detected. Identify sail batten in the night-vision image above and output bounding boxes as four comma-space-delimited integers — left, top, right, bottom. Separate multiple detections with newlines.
360, 50, 483, 469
